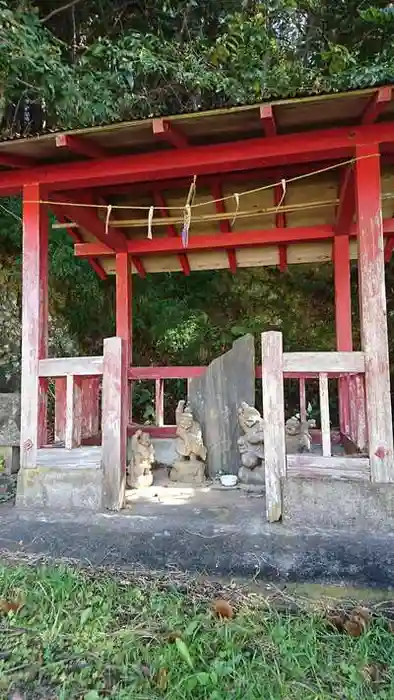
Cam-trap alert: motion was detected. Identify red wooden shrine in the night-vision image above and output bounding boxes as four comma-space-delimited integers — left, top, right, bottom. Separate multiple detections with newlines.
1, 85, 394, 516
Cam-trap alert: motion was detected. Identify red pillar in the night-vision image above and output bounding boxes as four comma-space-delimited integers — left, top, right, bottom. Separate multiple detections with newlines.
20, 184, 48, 468
333, 235, 352, 435
115, 252, 132, 424
355, 143, 393, 481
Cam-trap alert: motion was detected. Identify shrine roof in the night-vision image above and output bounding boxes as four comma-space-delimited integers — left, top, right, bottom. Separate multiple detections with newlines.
0, 85, 393, 169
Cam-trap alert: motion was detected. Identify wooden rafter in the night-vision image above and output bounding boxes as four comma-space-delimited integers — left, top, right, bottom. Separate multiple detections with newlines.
335, 166, 355, 234
152, 118, 188, 149
211, 182, 237, 274
52, 193, 127, 251
260, 104, 277, 137
50, 204, 107, 280
153, 190, 190, 275
361, 86, 392, 125
56, 134, 108, 160
0, 153, 36, 169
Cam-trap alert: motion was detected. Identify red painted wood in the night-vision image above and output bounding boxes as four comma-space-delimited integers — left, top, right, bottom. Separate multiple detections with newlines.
102, 337, 127, 510
81, 377, 100, 440
75, 224, 335, 258
355, 143, 394, 480
50, 205, 107, 279
333, 234, 353, 434
153, 190, 190, 274
20, 184, 49, 467
55, 377, 67, 442
128, 365, 352, 381
361, 86, 392, 125
152, 118, 188, 149
0, 153, 36, 168
3, 122, 394, 194
56, 134, 107, 159
75, 218, 394, 260
52, 194, 127, 251
116, 253, 132, 368
227, 249, 237, 274
211, 183, 236, 272
131, 255, 146, 278
260, 105, 277, 137
335, 166, 355, 234
128, 424, 177, 438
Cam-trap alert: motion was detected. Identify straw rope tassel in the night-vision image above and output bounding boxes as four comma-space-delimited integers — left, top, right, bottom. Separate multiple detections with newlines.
147, 205, 154, 239
105, 204, 112, 235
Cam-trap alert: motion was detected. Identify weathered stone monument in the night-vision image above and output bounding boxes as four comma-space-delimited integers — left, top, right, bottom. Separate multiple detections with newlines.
0, 393, 20, 474
188, 334, 255, 477
170, 400, 207, 484
127, 429, 155, 489
237, 401, 265, 487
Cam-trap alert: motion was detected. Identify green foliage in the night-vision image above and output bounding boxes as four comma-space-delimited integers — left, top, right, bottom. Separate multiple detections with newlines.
1, 1, 394, 131
1, 564, 394, 698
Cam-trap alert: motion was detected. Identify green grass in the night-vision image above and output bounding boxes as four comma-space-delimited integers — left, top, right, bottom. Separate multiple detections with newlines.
1, 565, 394, 699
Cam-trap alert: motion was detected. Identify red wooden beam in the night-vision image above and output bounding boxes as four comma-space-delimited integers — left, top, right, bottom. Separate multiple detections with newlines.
75, 224, 334, 257
361, 86, 392, 125
131, 256, 146, 278
260, 105, 277, 137
227, 249, 237, 274
56, 134, 108, 160
52, 193, 127, 251
211, 182, 236, 273
152, 118, 188, 149
0, 153, 36, 169
20, 185, 48, 466
50, 205, 107, 280
2, 121, 394, 195
335, 166, 355, 234
74, 218, 394, 259
153, 190, 190, 275
116, 253, 132, 367
355, 143, 393, 480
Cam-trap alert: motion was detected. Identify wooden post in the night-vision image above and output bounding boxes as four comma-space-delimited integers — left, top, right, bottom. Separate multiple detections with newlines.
116, 252, 132, 423
299, 378, 306, 423
261, 331, 286, 522
333, 235, 352, 436
155, 379, 164, 427
355, 144, 394, 481
55, 377, 67, 443
81, 377, 100, 440
102, 337, 127, 510
319, 373, 331, 456
20, 184, 48, 468
65, 375, 82, 449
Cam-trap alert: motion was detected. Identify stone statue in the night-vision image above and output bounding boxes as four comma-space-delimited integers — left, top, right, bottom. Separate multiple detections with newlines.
285, 414, 315, 453
127, 429, 155, 489
237, 401, 265, 487
170, 400, 207, 484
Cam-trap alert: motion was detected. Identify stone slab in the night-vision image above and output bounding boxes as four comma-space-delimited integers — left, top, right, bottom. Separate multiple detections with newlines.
189, 334, 255, 477
16, 466, 103, 511
0, 392, 20, 445
0, 445, 20, 475
283, 477, 394, 533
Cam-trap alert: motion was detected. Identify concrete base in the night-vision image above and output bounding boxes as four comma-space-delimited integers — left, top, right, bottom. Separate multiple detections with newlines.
16, 466, 103, 511
283, 477, 394, 533
0, 445, 20, 475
